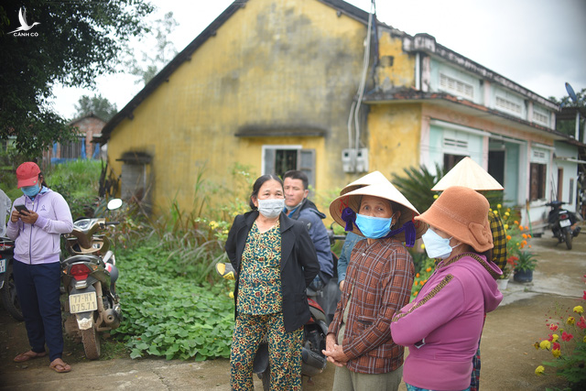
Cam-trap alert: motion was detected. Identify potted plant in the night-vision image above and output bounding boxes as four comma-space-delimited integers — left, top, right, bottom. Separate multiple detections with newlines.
512, 250, 537, 282
497, 255, 517, 290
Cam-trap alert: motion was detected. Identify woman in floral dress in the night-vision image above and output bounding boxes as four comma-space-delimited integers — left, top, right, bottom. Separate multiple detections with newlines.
225, 174, 320, 390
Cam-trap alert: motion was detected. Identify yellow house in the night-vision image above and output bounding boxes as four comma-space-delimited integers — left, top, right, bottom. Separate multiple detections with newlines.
101, 0, 577, 226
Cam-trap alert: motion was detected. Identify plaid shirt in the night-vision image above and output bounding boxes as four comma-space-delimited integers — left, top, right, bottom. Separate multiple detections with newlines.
488, 210, 507, 271
328, 237, 414, 374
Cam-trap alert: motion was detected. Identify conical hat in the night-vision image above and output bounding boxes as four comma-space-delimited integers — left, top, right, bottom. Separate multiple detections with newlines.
340, 171, 388, 195
330, 181, 427, 242
431, 157, 504, 191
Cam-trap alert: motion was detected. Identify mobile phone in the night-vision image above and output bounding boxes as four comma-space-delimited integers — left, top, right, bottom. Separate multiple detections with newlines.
15, 204, 29, 213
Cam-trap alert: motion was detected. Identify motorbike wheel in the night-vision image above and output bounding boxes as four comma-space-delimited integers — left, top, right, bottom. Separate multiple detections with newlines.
1, 263, 24, 321
565, 229, 573, 250
80, 321, 101, 360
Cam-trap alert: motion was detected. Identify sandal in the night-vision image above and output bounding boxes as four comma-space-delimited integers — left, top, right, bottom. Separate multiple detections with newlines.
14, 350, 47, 363
49, 358, 72, 373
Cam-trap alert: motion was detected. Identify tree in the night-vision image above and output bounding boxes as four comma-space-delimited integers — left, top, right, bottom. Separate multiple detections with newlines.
74, 95, 118, 122
125, 11, 179, 86
0, 0, 154, 159
549, 87, 586, 138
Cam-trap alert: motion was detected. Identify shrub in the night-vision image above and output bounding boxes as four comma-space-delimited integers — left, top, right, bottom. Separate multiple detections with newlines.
534, 289, 586, 389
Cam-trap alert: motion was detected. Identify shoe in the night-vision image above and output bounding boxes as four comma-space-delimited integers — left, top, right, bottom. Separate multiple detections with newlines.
49, 358, 71, 373
14, 350, 46, 362
216, 263, 235, 280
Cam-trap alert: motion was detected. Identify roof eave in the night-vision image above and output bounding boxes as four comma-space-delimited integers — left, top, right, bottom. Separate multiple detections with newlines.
364, 89, 569, 141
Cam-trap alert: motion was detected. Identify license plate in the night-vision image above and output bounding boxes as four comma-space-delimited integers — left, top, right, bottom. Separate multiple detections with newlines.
69, 292, 97, 314
0, 258, 5, 274
560, 219, 571, 228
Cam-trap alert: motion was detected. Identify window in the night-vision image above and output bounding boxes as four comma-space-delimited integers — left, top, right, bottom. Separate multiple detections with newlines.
495, 91, 524, 117
118, 152, 152, 213
263, 146, 316, 190
439, 73, 474, 99
532, 106, 550, 126
61, 138, 85, 159
443, 154, 466, 171
530, 163, 546, 201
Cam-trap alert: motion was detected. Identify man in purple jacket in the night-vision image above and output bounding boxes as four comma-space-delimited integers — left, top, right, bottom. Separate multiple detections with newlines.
7, 162, 73, 373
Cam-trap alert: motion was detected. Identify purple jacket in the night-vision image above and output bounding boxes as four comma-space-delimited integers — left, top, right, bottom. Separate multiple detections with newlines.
7, 189, 73, 265
390, 253, 502, 391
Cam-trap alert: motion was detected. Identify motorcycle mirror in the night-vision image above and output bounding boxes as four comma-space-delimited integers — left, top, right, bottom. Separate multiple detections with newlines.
107, 198, 123, 211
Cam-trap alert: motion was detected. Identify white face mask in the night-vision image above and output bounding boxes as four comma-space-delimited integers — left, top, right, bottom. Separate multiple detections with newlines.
257, 198, 285, 219
421, 228, 459, 259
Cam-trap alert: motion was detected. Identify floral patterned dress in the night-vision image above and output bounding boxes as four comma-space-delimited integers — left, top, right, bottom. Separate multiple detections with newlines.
230, 220, 304, 391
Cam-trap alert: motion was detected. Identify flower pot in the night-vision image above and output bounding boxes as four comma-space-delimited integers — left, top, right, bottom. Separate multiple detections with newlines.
514, 269, 533, 283
497, 278, 509, 290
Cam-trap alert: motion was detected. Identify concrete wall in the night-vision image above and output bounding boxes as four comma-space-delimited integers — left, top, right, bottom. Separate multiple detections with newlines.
107, 0, 369, 214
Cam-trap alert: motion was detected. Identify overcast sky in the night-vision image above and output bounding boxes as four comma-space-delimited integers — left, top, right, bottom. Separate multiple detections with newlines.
51, 0, 586, 119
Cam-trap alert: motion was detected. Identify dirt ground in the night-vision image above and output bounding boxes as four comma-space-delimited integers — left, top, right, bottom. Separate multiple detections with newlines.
0, 231, 584, 390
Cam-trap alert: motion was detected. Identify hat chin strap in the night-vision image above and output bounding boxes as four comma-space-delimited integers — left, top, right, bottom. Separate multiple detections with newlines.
342, 207, 416, 248
387, 220, 416, 248
341, 207, 356, 232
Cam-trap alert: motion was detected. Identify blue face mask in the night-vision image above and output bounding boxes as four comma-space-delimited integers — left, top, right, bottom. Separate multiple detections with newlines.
421, 228, 459, 259
21, 184, 40, 198
355, 213, 394, 239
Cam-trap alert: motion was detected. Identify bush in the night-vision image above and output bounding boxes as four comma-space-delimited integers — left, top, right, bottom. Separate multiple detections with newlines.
111, 244, 235, 360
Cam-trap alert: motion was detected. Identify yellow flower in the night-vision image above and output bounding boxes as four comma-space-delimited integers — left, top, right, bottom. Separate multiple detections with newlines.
574, 305, 584, 314
504, 224, 509, 230
552, 334, 559, 342
494, 210, 499, 215
533, 342, 540, 350
421, 243, 425, 250
583, 336, 586, 343
497, 204, 502, 209
552, 349, 561, 358
505, 211, 510, 217
229, 292, 234, 299
433, 194, 439, 199
567, 317, 575, 325
535, 365, 545, 375
539, 340, 551, 350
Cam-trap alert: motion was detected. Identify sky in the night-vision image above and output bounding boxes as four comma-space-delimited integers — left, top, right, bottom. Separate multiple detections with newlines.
50, 0, 586, 119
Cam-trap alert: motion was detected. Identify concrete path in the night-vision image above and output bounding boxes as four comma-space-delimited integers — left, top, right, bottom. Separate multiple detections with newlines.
1, 230, 584, 390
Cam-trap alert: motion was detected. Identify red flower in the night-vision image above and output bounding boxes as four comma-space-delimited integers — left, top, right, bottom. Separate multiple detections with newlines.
583, 290, 586, 300
552, 342, 561, 351
577, 316, 586, 330
549, 324, 559, 331
561, 331, 574, 342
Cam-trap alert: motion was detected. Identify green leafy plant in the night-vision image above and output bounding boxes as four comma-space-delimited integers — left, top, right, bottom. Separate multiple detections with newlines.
391, 163, 445, 214
534, 291, 586, 390
512, 249, 538, 272
111, 245, 235, 360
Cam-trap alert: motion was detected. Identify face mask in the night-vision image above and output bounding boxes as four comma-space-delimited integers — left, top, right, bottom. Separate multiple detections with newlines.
422, 228, 459, 259
355, 214, 393, 239
257, 198, 285, 219
21, 184, 40, 198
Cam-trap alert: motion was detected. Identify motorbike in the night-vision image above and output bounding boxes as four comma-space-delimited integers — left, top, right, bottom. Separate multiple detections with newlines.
0, 237, 24, 321
545, 200, 581, 250
61, 198, 123, 360
215, 262, 329, 389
